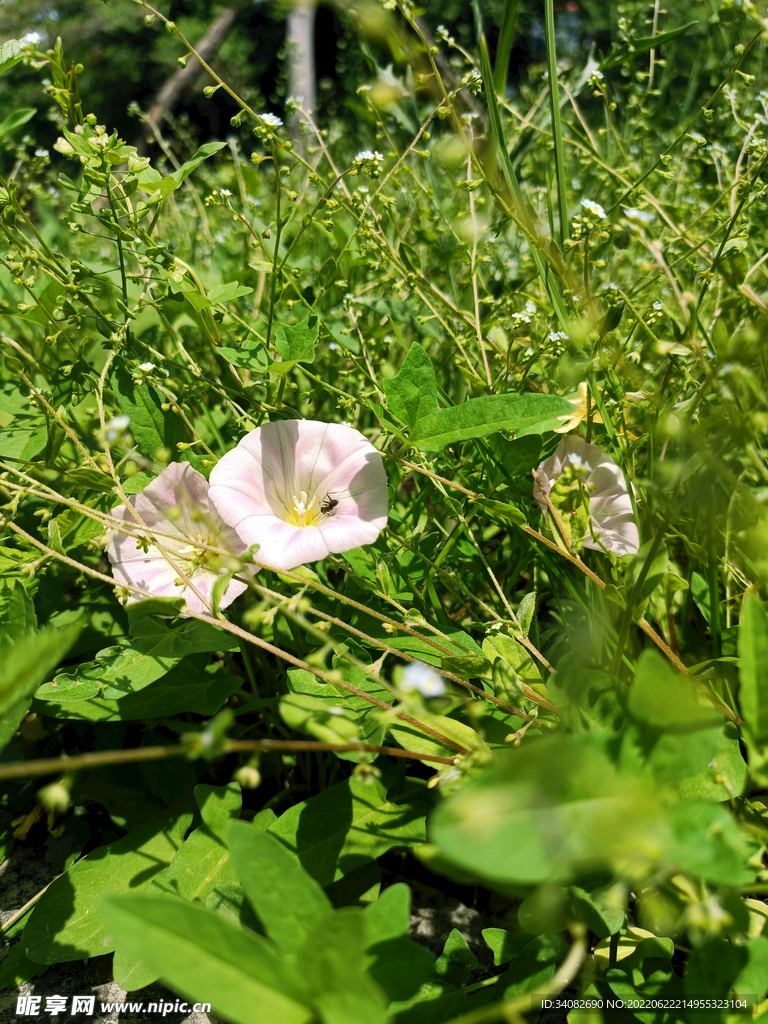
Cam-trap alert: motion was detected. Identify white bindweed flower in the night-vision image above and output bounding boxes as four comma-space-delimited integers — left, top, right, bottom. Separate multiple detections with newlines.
401, 663, 447, 697
533, 436, 639, 557
107, 462, 255, 615
208, 419, 388, 572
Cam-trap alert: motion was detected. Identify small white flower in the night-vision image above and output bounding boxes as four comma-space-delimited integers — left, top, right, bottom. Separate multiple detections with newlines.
401, 663, 447, 697
20, 31, 42, 46
139, 362, 156, 373
580, 198, 606, 219
355, 150, 377, 162
525, 300, 536, 315
34, 149, 49, 158
105, 415, 130, 442
260, 113, 283, 128
549, 330, 569, 342
623, 208, 655, 225
653, 300, 663, 311
219, 189, 232, 198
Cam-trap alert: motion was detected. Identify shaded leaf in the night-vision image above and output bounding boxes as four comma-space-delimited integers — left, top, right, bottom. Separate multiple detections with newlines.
100, 894, 312, 1024
23, 807, 192, 963
227, 821, 332, 954
109, 362, 184, 459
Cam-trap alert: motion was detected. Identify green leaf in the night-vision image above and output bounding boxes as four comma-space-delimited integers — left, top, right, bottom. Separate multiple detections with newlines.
684, 937, 748, 1006
739, 593, 768, 744
499, 935, 566, 998
109, 362, 184, 459
208, 281, 254, 304
295, 908, 389, 1024
481, 928, 530, 966
381, 343, 439, 429
100, 894, 312, 1024
267, 775, 428, 887
0, 40, 24, 76
180, 289, 211, 312
387, 709, 481, 758
114, 783, 242, 990
150, 784, 241, 905
47, 507, 105, 552
279, 691, 361, 745
44, 659, 243, 722
667, 723, 747, 802
434, 929, 477, 986
227, 821, 332, 954
0, 623, 81, 719
275, 316, 319, 363
169, 141, 227, 185
472, 496, 527, 526
569, 882, 626, 939
486, 434, 544, 482
628, 650, 722, 730
217, 341, 271, 370
125, 596, 187, 618
362, 883, 435, 1001
22, 806, 192, 963
35, 617, 238, 707
0, 424, 48, 461
0, 615, 71, 743
600, 21, 697, 71
286, 666, 391, 761
138, 142, 227, 201
412, 392, 575, 452
623, 651, 723, 784
0, 578, 37, 643
0, 107, 36, 138
664, 801, 757, 888
429, 735, 657, 885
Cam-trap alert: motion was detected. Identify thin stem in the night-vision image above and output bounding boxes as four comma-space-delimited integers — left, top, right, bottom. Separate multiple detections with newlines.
0, 738, 458, 782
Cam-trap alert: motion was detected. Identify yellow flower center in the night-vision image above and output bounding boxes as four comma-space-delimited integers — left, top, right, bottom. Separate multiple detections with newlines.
287, 490, 322, 528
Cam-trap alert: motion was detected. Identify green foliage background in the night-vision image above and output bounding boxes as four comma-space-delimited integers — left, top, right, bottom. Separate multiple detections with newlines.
3, 0, 768, 1021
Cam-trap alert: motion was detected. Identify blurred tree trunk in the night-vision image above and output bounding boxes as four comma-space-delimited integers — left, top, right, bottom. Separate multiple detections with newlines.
287, 0, 316, 149
137, 5, 240, 152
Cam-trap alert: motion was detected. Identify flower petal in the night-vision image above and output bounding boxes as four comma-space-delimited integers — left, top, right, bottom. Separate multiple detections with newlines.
209, 419, 388, 570
533, 436, 639, 557
107, 462, 255, 614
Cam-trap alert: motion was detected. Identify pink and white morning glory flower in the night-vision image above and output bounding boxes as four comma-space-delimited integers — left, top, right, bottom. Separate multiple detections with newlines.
533, 436, 640, 557
208, 419, 388, 572
107, 461, 254, 615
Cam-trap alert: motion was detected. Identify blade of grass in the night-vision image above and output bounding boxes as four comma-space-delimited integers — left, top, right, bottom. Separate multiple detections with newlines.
544, 0, 569, 249
479, 35, 570, 331
470, 0, 484, 47
494, 0, 519, 96
707, 497, 721, 659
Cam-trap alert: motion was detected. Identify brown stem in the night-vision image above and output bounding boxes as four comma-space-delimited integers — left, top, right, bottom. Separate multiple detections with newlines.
0, 738, 458, 782
137, 5, 242, 152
